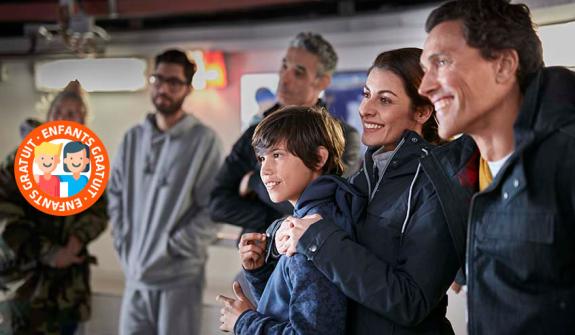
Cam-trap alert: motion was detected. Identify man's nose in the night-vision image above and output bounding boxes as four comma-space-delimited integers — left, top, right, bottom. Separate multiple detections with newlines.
157, 82, 171, 94
418, 70, 437, 99
279, 69, 294, 86
153, 78, 172, 94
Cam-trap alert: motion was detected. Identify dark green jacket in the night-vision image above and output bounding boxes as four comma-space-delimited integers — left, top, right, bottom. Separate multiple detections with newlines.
0, 149, 108, 335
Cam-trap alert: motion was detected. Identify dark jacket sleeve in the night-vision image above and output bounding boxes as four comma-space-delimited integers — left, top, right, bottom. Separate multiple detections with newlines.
209, 127, 283, 231
454, 268, 466, 286
234, 255, 346, 335
297, 189, 459, 327
242, 261, 276, 303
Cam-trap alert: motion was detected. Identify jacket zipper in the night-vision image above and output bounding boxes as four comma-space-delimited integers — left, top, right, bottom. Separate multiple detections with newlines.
400, 162, 422, 238
369, 138, 406, 202
466, 192, 479, 335
362, 158, 372, 199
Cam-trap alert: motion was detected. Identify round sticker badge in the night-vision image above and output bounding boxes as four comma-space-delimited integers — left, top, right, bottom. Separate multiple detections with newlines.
14, 120, 110, 216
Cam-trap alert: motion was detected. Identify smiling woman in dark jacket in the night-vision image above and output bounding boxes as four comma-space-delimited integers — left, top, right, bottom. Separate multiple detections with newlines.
272, 48, 477, 334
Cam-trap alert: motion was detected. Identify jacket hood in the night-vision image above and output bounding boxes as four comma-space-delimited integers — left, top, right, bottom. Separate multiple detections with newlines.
364, 130, 434, 157
516, 66, 575, 138
294, 175, 366, 236
363, 130, 434, 178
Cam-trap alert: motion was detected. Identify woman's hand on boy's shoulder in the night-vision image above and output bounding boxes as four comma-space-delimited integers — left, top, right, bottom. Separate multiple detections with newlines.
284, 214, 323, 257
275, 218, 292, 256
239, 233, 267, 270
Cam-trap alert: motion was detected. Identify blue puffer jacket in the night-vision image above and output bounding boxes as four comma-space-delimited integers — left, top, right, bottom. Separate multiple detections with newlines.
235, 175, 366, 335
296, 131, 477, 335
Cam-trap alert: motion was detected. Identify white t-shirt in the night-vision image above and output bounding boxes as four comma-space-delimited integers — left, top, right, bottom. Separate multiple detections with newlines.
487, 152, 513, 177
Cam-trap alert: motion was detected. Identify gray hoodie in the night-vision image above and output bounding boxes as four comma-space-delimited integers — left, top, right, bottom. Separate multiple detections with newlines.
108, 113, 222, 289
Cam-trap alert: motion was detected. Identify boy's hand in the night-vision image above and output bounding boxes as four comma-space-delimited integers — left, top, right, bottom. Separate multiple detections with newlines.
216, 281, 255, 332
239, 233, 266, 270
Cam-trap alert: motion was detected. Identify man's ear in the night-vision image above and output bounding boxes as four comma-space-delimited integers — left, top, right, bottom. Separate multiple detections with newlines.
414, 105, 433, 126
185, 85, 192, 96
315, 146, 329, 172
494, 49, 519, 85
316, 74, 332, 92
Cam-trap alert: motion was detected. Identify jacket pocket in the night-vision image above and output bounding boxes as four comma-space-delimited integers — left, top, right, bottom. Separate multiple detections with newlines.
474, 210, 558, 282
478, 210, 554, 244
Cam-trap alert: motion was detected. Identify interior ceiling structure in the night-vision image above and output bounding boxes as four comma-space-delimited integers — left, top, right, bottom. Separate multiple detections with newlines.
0, 0, 440, 38
1, 0, 572, 57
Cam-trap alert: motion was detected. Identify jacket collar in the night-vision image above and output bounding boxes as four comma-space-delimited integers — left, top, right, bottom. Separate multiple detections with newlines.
145, 112, 199, 138
364, 130, 433, 173
514, 67, 575, 149
362, 130, 434, 196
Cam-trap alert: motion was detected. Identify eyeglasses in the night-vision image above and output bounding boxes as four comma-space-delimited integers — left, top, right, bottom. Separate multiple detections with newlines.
148, 74, 188, 91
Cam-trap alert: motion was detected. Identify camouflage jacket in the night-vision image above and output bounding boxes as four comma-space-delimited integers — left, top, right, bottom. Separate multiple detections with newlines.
0, 149, 108, 334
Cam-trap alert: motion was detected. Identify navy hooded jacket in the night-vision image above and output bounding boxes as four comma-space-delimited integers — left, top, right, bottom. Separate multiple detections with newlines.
294, 131, 477, 335
234, 175, 366, 335
465, 67, 575, 335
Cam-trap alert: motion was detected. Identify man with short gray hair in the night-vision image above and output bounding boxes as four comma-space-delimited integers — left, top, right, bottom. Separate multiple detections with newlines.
210, 32, 360, 238
288, 32, 338, 77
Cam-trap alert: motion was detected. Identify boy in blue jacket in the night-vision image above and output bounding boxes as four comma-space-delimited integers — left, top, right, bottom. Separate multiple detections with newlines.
216, 106, 365, 334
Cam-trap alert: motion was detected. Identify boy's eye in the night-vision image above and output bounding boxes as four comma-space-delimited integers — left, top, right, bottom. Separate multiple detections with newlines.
257, 156, 265, 162
273, 153, 281, 158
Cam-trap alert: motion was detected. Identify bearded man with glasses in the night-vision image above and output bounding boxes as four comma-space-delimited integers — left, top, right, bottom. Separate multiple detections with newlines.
108, 49, 222, 335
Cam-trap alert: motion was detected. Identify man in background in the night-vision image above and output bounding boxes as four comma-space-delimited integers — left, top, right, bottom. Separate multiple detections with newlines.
107, 49, 222, 335
210, 32, 361, 237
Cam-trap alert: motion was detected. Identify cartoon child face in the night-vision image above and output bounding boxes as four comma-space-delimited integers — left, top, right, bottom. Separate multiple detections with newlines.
35, 154, 60, 174
64, 149, 88, 174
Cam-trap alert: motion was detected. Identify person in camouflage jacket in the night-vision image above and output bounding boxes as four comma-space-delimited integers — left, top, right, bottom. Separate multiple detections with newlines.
0, 81, 108, 335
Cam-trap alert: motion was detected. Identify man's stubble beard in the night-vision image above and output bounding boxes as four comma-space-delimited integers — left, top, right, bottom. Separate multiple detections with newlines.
154, 94, 185, 116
